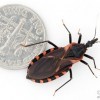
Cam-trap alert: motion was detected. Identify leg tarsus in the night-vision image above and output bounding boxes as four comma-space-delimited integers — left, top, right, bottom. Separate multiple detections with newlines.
84, 54, 100, 70
21, 40, 58, 48
53, 69, 72, 96
80, 60, 97, 78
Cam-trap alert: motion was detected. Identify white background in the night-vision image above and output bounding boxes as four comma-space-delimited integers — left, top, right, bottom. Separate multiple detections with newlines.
0, 0, 100, 100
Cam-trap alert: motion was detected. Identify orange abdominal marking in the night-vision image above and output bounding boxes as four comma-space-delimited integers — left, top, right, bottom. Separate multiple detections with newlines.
32, 80, 35, 82
50, 48, 54, 52
36, 56, 39, 60
40, 80, 44, 83
30, 61, 33, 65
55, 75, 59, 78
43, 51, 46, 55
47, 78, 52, 82
62, 71, 66, 75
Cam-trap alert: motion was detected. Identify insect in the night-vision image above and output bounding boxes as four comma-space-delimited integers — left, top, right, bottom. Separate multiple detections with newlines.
21, 21, 100, 95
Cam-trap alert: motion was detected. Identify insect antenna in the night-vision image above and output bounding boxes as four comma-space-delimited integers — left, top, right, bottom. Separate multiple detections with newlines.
77, 28, 80, 35
93, 14, 99, 39
96, 41, 100, 43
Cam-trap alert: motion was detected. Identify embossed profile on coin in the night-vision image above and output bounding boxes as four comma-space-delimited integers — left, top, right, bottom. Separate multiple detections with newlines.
0, 4, 46, 69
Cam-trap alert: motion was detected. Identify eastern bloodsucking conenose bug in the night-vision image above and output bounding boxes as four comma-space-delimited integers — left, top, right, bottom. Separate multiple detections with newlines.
21, 21, 100, 96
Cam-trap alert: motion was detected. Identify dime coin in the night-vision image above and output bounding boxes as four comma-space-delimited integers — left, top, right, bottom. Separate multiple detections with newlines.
0, 4, 46, 69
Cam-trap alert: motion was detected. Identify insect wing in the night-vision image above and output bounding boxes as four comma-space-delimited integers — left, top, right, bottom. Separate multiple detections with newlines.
27, 56, 61, 79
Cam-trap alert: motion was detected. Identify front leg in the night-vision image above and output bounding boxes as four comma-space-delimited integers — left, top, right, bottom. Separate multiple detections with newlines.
62, 20, 72, 43
21, 40, 58, 48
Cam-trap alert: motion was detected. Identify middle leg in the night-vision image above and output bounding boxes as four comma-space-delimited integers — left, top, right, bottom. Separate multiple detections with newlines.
80, 60, 97, 78
84, 54, 100, 70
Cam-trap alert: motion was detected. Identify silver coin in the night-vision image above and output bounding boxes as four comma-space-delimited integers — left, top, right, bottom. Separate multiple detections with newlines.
0, 4, 46, 69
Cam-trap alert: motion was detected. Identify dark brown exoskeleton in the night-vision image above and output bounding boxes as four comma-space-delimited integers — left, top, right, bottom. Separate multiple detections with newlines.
21, 21, 100, 95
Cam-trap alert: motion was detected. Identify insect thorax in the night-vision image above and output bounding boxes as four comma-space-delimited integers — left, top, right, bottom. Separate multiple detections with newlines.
65, 44, 86, 58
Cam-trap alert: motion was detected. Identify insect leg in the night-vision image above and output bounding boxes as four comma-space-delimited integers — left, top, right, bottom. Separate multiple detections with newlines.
62, 20, 72, 43
53, 69, 72, 96
84, 54, 100, 70
21, 40, 58, 48
80, 60, 97, 78
78, 31, 82, 44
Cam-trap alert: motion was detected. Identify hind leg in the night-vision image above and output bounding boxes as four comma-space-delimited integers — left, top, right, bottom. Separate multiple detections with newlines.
54, 69, 73, 96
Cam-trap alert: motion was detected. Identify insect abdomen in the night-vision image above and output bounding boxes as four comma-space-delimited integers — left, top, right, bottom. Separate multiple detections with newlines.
29, 66, 71, 83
